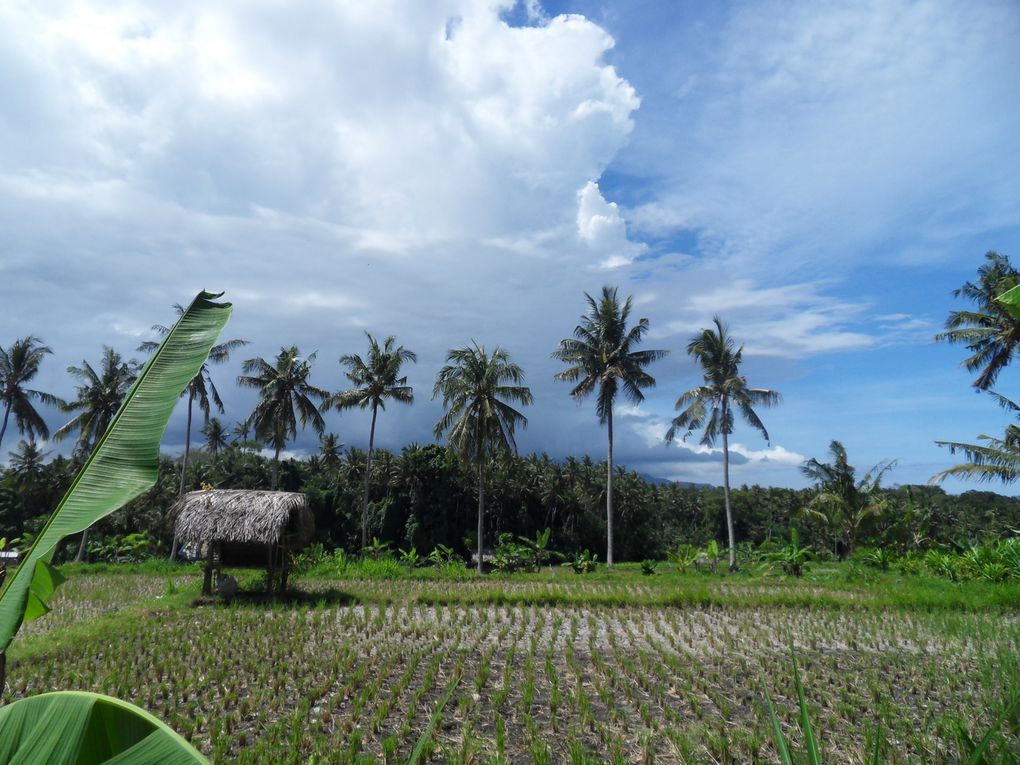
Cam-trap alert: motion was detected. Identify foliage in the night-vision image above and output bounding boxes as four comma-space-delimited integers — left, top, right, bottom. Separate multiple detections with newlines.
564, 549, 598, 574
666, 543, 699, 572
54, 347, 140, 457
640, 559, 657, 575
935, 251, 1020, 391
492, 533, 535, 574
761, 528, 813, 577
800, 441, 894, 558
0, 691, 206, 763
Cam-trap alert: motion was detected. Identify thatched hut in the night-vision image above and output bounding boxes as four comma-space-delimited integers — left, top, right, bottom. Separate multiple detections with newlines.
171, 490, 314, 595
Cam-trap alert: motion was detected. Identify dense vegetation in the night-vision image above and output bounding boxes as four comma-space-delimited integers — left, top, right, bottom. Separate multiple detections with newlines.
2, 441, 1019, 570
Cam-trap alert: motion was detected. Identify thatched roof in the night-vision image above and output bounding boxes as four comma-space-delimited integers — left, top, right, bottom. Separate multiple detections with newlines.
172, 490, 314, 547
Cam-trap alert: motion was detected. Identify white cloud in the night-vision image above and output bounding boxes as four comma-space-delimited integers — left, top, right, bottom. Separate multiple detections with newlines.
575, 180, 647, 268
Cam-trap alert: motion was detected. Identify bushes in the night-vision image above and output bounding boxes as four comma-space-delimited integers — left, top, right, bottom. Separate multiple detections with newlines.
857, 537, 1020, 582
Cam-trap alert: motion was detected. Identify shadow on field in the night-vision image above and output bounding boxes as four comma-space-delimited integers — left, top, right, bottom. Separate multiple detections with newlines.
191, 587, 362, 609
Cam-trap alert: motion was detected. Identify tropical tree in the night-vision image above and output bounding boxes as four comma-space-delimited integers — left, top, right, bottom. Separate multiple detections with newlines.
318, 433, 344, 471
932, 393, 1020, 485
935, 251, 1020, 391
139, 307, 249, 495
0, 337, 63, 451
323, 333, 416, 547
236, 347, 327, 489
800, 440, 895, 557
433, 343, 532, 573
201, 417, 229, 455
665, 316, 780, 571
53, 347, 140, 560
55, 348, 140, 456
553, 286, 667, 566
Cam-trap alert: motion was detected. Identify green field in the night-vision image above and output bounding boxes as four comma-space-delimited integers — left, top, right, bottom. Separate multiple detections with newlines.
7, 565, 1019, 764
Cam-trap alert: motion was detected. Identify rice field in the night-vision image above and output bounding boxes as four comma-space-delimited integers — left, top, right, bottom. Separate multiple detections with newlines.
6, 568, 1019, 763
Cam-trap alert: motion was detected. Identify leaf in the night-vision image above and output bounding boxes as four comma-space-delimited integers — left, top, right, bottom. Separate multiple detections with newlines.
996, 284, 1020, 320
791, 647, 823, 765
0, 691, 207, 764
761, 674, 794, 765
0, 291, 231, 653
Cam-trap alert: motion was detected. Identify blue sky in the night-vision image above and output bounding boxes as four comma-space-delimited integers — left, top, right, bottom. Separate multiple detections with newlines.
1, 0, 1019, 491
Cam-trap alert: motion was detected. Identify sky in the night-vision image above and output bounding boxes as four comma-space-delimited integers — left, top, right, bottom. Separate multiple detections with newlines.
2, 0, 1019, 492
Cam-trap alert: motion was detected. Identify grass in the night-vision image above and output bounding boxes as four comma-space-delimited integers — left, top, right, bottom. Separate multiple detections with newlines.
4, 561, 1019, 762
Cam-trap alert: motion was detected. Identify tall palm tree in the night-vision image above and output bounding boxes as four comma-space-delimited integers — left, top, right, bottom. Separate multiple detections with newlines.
0, 336, 63, 451
237, 346, 327, 489
553, 286, 667, 566
139, 306, 249, 494
54, 347, 139, 560
665, 316, 780, 571
935, 251, 1020, 391
433, 343, 532, 573
800, 441, 895, 557
323, 333, 417, 547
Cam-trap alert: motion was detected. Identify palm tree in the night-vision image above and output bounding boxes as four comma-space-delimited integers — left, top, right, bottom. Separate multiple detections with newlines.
553, 286, 667, 566
665, 316, 780, 571
201, 417, 229, 455
800, 441, 895, 557
139, 306, 249, 494
935, 251, 1020, 391
932, 392, 1020, 485
322, 333, 416, 548
54, 347, 139, 560
433, 343, 532, 573
0, 337, 63, 451
237, 346, 327, 489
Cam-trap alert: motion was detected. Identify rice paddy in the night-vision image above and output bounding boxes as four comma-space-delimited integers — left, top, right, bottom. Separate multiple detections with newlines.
7, 567, 1019, 763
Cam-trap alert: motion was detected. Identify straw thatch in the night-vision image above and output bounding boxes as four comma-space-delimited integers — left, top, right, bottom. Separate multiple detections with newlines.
172, 490, 314, 547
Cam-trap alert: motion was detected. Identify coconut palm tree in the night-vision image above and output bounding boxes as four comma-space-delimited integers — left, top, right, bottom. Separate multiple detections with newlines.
0, 337, 63, 451
935, 251, 1020, 391
237, 346, 327, 489
139, 306, 249, 494
54, 347, 140, 559
433, 343, 532, 573
666, 317, 780, 571
201, 417, 229, 455
323, 333, 416, 548
800, 441, 895, 557
553, 286, 667, 566
932, 392, 1020, 485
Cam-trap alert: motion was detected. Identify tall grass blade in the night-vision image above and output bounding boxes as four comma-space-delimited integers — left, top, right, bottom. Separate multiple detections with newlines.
790, 647, 823, 765
761, 674, 794, 765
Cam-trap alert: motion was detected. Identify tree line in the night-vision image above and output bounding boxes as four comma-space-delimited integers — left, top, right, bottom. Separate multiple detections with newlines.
2, 252, 1019, 566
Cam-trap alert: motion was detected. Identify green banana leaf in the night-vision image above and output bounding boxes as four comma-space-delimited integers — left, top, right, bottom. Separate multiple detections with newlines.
0, 691, 206, 764
0, 291, 231, 653
996, 284, 1020, 320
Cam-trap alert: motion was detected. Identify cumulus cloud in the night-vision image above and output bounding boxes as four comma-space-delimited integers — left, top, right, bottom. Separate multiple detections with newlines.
575, 181, 647, 268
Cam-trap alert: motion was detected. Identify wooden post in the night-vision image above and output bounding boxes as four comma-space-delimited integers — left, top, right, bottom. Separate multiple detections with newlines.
202, 542, 214, 595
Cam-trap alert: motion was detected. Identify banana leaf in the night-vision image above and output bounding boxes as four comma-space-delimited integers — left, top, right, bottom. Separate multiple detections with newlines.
0, 291, 231, 653
0, 691, 206, 763
996, 284, 1020, 320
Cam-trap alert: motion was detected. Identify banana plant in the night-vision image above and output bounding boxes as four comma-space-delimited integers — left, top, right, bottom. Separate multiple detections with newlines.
0, 290, 231, 763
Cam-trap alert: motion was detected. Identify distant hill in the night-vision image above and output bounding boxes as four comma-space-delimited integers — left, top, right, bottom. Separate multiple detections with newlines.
638, 472, 715, 489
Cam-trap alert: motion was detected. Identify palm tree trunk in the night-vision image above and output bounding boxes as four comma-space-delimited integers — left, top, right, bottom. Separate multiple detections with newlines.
0, 402, 12, 452
272, 444, 281, 490
477, 458, 485, 574
361, 402, 378, 550
722, 428, 736, 572
178, 390, 194, 497
169, 391, 195, 560
75, 529, 89, 562
606, 404, 614, 567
